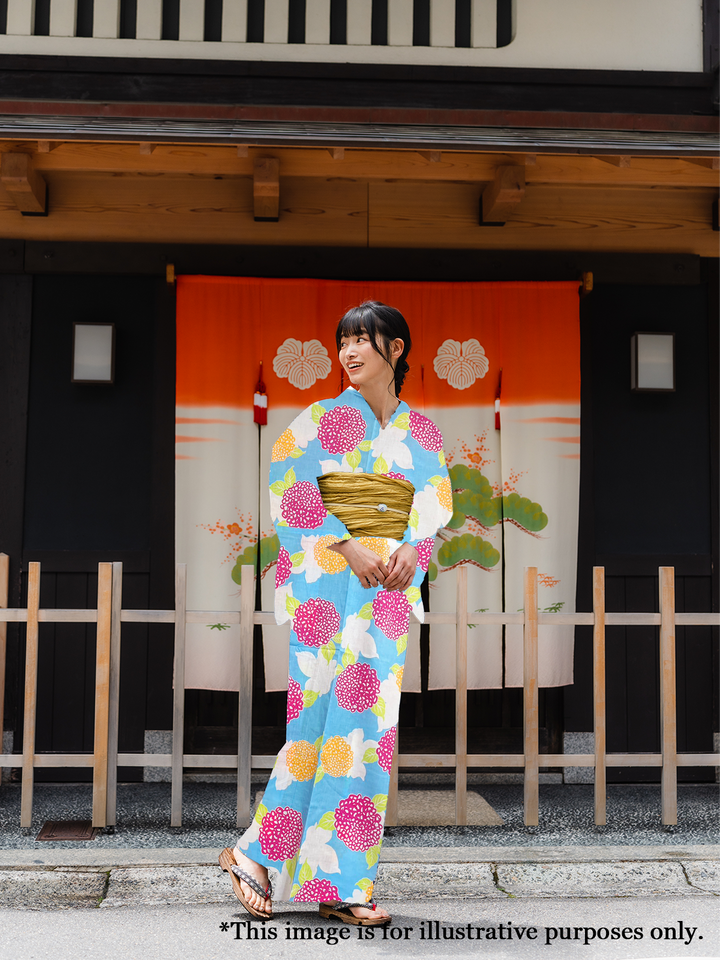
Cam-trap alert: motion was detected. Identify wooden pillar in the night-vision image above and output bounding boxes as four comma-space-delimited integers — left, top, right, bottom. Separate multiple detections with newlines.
171, 564, 187, 828
105, 562, 123, 827
593, 566, 607, 826
92, 563, 113, 828
20, 562, 41, 831
455, 566, 468, 825
237, 564, 254, 828
659, 566, 678, 826
0, 554, 8, 786
523, 566, 539, 826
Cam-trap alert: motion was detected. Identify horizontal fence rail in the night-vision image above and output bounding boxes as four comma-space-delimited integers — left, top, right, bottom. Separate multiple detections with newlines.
0, 0, 502, 62
0, 555, 718, 832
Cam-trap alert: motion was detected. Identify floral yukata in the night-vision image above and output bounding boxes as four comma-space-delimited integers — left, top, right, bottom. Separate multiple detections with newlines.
237, 387, 452, 903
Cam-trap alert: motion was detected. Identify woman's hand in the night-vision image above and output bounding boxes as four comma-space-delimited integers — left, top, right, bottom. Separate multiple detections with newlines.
329, 540, 389, 589
383, 543, 418, 592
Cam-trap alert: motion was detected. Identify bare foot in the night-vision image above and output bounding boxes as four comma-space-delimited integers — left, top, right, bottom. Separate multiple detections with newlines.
233, 848, 272, 916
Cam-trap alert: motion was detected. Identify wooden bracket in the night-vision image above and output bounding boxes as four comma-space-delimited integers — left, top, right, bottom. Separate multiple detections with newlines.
684, 156, 719, 170
0, 152, 47, 215
236, 145, 249, 158
254, 158, 280, 222
418, 150, 442, 163
524, 154, 537, 166
328, 147, 345, 160
37, 140, 62, 153
166, 263, 176, 285
480, 165, 525, 226
597, 156, 631, 167
139, 143, 157, 156
579, 271, 594, 297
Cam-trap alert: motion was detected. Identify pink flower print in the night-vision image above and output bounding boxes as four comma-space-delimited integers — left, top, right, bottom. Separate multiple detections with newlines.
280, 481, 327, 528
376, 727, 397, 773
382, 472, 406, 480
287, 677, 303, 723
415, 538, 435, 573
334, 795, 383, 852
294, 597, 341, 647
372, 590, 412, 641
275, 546, 292, 587
293, 878, 341, 902
258, 806, 304, 861
335, 663, 380, 713
317, 406, 367, 455
408, 412, 443, 452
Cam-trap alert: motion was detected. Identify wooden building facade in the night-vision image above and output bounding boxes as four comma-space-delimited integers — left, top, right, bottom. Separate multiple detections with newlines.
0, 0, 717, 784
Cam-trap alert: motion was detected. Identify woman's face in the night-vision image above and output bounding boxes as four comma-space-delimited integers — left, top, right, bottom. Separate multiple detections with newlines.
338, 328, 403, 390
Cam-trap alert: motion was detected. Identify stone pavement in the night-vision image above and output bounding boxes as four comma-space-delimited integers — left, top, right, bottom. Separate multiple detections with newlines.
0, 844, 718, 909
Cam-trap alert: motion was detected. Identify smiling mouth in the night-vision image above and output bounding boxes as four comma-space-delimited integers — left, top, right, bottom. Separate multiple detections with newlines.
347, 363, 362, 371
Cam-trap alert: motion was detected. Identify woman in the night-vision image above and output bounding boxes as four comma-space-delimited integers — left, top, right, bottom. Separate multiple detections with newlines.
220, 301, 452, 924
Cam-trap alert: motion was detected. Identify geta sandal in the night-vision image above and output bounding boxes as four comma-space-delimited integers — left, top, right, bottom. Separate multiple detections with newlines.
318, 901, 391, 927
218, 847, 273, 920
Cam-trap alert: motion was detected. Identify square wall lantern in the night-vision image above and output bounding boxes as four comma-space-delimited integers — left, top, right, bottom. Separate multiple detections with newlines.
72, 323, 115, 383
631, 332, 675, 392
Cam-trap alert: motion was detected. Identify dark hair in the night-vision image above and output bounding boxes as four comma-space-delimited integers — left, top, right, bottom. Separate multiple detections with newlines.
335, 301, 412, 396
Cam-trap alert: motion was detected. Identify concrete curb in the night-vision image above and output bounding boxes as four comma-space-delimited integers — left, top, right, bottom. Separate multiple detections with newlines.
0, 847, 717, 909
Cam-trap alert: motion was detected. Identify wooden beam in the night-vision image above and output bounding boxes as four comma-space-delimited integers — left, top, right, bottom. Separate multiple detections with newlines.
0, 153, 47, 214
37, 141, 62, 153
683, 157, 719, 170
253, 158, 280, 222
597, 156, 631, 167
18, 141, 720, 188
481, 164, 525, 224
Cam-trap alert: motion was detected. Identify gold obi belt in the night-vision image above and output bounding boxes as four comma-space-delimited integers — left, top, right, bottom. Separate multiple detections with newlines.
317, 472, 415, 539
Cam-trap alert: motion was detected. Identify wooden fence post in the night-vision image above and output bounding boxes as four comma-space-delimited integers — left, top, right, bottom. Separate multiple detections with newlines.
20, 562, 41, 831
659, 566, 677, 826
237, 564, 254, 828
455, 566, 468, 825
0, 554, 8, 787
523, 566, 539, 826
106, 562, 123, 827
593, 566, 607, 826
92, 563, 113, 828
171, 563, 187, 828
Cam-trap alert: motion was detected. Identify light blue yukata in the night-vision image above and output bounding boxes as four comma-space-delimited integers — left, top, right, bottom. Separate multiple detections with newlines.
237, 387, 452, 903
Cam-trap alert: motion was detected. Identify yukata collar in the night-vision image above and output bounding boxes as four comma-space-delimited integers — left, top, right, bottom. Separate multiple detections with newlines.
338, 386, 409, 424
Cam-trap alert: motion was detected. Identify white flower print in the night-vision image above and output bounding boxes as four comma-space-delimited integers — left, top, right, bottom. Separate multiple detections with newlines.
377, 672, 401, 732
274, 583, 294, 624
289, 405, 320, 448
296, 649, 337, 695
270, 743, 293, 790
298, 534, 323, 584
371, 424, 413, 471
273, 338, 332, 390
340, 614, 378, 660
411, 484, 446, 540
433, 339, 489, 390
298, 825, 340, 875
347, 727, 378, 780
236, 819, 259, 851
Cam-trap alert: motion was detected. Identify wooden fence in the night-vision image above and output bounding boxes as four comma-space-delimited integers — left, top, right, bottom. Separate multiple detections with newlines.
0, 555, 718, 832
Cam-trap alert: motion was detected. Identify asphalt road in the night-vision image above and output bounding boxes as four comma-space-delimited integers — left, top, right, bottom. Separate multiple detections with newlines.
1, 897, 718, 960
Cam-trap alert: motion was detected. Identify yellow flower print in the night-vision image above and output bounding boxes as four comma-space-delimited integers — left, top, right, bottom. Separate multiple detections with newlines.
271, 428, 296, 462
286, 740, 318, 782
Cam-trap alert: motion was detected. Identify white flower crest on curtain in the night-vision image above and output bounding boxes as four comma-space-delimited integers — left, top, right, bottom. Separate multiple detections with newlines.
433, 338, 489, 390
273, 338, 333, 390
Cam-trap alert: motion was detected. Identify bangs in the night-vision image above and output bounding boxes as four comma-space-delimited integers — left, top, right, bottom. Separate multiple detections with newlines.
335, 303, 387, 351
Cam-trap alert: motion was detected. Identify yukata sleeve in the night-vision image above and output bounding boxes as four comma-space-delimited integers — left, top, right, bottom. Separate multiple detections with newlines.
268, 405, 351, 623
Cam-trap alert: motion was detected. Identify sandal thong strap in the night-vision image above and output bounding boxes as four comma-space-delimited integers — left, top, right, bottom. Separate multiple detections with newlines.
231, 865, 272, 900
336, 902, 377, 910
